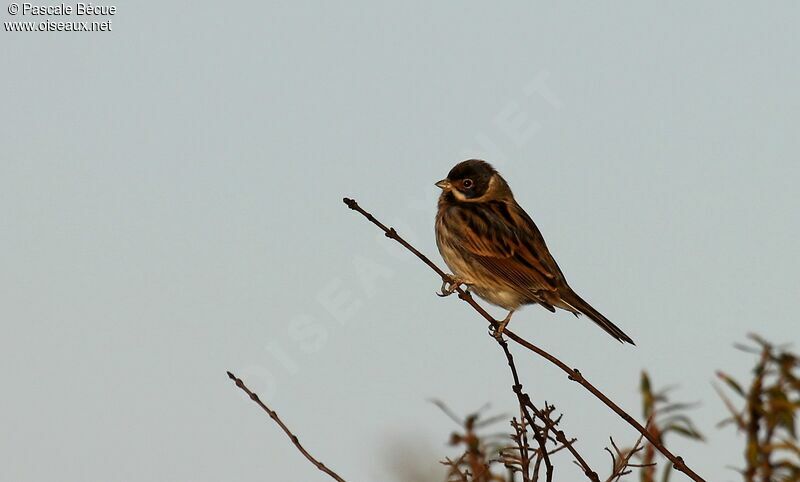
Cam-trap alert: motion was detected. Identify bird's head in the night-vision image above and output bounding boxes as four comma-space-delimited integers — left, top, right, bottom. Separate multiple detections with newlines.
436, 159, 509, 202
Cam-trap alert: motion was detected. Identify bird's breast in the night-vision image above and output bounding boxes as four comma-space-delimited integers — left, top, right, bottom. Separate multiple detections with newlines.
436, 209, 525, 311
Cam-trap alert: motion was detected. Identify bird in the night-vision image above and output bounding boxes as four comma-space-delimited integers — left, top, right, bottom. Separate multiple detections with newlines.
434, 159, 634, 344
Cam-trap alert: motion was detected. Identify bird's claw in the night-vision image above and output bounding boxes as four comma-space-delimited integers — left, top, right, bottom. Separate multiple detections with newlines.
437, 275, 467, 297
489, 322, 504, 339
489, 313, 513, 339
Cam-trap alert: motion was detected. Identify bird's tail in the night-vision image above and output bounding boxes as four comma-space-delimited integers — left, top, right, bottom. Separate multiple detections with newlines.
560, 289, 635, 345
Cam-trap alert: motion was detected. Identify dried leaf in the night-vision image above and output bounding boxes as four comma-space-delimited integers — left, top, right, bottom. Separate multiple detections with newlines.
663, 423, 704, 441
716, 371, 746, 397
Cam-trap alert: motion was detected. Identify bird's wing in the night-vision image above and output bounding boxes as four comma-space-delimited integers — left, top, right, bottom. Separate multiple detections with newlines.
445, 202, 561, 295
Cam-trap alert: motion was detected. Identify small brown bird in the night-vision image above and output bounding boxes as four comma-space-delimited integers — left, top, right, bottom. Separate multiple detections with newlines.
435, 159, 634, 344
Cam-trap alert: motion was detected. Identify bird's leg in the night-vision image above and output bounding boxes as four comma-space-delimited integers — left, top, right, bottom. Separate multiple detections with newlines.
491, 310, 515, 339
437, 274, 470, 297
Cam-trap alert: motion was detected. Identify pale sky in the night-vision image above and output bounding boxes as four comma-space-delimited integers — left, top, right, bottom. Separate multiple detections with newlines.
2, 2, 799, 481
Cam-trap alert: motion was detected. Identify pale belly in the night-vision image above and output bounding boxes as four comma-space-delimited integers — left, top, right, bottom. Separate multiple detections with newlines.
470, 285, 526, 311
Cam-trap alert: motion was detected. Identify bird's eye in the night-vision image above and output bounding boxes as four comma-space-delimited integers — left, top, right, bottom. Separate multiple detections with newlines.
462, 179, 474, 188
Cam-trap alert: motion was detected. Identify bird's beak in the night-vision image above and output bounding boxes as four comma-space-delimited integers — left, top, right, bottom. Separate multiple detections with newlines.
435, 179, 451, 190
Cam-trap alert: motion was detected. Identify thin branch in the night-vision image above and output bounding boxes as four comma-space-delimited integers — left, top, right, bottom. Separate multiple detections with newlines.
343, 197, 706, 482
520, 401, 553, 481
604, 432, 650, 482
499, 337, 597, 481
508, 414, 533, 482
226, 371, 347, 482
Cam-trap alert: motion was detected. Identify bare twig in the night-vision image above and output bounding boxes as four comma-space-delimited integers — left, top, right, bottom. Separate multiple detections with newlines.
226, 371, 347, 482
502, 415, 533, 482
343, 197, 706, 482
604, 432, 651, 482
498, 337, 598, 481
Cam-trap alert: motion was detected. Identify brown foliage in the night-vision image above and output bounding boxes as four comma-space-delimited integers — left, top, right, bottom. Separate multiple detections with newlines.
716, 335, 800, 482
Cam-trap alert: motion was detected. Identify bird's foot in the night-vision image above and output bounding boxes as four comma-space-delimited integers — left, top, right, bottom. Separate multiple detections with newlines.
490, 320, 509, 339
437, 275, 468, 297
489, 311, 515, 339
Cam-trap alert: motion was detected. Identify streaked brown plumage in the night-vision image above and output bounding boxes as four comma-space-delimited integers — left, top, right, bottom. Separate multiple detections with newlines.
435, 159, 634, 344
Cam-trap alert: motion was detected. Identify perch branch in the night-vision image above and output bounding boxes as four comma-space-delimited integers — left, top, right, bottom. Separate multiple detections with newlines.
343, 197, 706, 482
226, 371, 347, 482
